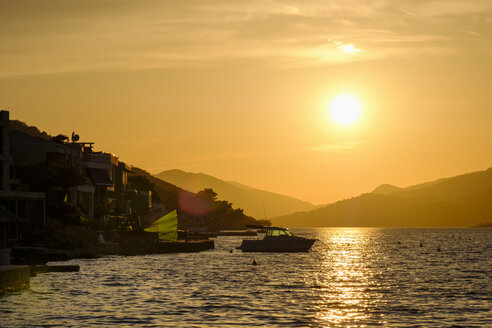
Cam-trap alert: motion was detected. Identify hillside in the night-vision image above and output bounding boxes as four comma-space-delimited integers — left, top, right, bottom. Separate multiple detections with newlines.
155, 169, 315, 218
131, 167, 270, 229
273, 167, 492, 227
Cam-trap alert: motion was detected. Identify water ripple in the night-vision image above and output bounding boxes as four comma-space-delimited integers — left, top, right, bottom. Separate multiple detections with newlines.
1, 228, 491, 327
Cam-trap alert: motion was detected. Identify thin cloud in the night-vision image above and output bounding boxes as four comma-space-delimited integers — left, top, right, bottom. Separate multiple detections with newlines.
461, 30, 481, 37
399, 8, 418, 16
1, 0, 492, 77
308, 141, 366, 153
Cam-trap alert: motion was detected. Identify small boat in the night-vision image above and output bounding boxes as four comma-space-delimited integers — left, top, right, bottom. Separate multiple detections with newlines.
236, 226, 316, 252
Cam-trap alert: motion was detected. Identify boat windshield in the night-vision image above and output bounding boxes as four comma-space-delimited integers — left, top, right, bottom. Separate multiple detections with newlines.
267, 229, 293, 237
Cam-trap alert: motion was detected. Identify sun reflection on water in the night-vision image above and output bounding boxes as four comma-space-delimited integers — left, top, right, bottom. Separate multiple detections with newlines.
311, 228, 387, 326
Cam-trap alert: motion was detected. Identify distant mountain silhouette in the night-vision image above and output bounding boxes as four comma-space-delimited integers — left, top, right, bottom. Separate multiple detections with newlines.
274, 167, 492, 227
371, 184, 402, 195
155, 169, 315, 218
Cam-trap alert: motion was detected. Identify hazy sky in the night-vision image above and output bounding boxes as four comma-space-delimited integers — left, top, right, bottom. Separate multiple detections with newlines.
1, 0, 491, 204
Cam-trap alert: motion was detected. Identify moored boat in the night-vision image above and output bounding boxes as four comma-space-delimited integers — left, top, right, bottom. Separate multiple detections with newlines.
237, 226, 316, 252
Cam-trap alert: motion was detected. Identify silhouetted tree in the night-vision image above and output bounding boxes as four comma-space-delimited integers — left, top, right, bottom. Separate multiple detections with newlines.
50, 134, 69, 143
197, 188, 218, 202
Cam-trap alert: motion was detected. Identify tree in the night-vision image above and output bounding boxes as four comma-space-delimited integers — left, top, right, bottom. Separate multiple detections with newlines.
197, 188, 218, 202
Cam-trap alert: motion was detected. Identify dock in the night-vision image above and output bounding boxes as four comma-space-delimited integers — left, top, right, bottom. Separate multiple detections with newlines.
0, 265, 30, 293
151, 239, 215, 253
30, 265, 80, 276
98, 238, 215, 256
1, 264, 83, 294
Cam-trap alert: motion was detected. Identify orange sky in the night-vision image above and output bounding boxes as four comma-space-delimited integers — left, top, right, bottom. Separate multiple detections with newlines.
1, 1, 491, 204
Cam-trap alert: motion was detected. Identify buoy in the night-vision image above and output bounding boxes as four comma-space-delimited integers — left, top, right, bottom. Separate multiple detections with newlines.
252, 260, 258, 265
420, 242, 423, 247
437, 247, 441, 252
229, 249, 233, 253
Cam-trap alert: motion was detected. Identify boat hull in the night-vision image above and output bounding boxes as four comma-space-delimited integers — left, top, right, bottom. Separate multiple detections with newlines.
237, 238, 315, 252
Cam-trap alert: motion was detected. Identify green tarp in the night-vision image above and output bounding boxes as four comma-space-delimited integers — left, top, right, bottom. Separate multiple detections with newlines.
144, 210, 178, 241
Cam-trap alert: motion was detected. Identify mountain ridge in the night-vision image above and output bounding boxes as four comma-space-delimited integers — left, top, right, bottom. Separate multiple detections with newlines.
274, 166, 492, 227
155, 169, 315, 218
371, 184, 402, 195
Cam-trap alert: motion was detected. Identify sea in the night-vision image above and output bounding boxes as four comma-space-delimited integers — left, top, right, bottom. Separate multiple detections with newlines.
1, 228, 491, 327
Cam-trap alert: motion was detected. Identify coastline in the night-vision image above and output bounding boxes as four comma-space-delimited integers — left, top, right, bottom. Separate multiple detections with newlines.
11, 223, 214, 265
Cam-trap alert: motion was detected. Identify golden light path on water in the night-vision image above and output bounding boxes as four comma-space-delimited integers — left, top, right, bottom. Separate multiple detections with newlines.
310, 229, 386, 326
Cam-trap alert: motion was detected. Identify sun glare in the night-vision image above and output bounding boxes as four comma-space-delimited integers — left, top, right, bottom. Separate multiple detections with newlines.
329, 94, 362, 126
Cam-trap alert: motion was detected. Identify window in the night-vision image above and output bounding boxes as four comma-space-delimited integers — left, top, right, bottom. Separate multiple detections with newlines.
267, 229, 289, 237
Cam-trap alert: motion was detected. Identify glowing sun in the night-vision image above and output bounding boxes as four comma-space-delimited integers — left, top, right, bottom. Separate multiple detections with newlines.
329, 94, 362, 126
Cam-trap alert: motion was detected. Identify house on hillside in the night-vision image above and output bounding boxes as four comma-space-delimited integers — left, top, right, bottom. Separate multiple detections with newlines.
0, 110, 46, 245
108, 161, 134, 218
8, 113, 126, 222
77, 144, 117, 220
5, 110, 165, 230
80, 148, 137, 222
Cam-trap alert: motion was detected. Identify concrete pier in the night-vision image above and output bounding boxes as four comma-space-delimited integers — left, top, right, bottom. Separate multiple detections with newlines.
30, 265, 80, 276
0, 265, 30, 294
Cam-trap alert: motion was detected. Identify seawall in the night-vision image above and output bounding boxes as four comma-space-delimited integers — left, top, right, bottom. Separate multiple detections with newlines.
0, 265, 30, 294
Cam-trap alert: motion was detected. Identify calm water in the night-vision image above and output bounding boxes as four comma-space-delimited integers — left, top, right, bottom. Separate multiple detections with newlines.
1, 228, 491, 327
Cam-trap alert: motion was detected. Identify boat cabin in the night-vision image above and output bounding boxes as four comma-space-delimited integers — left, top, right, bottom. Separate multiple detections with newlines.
265, 227, 293, 237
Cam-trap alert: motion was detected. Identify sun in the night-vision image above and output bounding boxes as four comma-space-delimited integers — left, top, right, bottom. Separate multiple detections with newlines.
329, 94, 362, 126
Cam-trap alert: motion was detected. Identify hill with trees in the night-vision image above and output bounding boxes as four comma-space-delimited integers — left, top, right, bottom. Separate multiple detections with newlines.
131, 167, 270, 230
10, 119, 51, 140
155, 169, 315, 218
